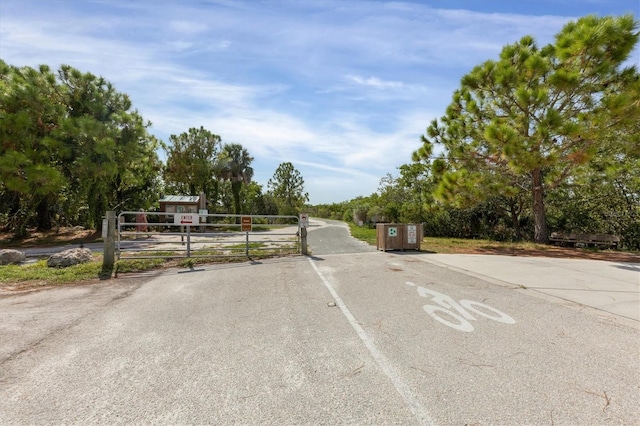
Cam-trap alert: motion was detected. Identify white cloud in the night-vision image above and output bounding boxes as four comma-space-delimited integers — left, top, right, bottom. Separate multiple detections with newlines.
345, 75, 404, 89
168, 20, 209, 35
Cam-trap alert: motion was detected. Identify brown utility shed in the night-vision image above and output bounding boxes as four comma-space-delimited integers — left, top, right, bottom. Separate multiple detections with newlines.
159, 195, 200, 221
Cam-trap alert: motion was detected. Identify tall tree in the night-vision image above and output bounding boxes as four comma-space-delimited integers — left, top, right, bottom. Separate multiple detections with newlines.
218, 143, 254, 216
241, 182, 268, 215
395, 162, 435, 224
546, 74, 640, 248
414, 15, 639, 243
267, 162, 309, 216
163, 126, 221, 205
0, 61, 66, 234
55, 65, 161, 228
0, 62, 160, 233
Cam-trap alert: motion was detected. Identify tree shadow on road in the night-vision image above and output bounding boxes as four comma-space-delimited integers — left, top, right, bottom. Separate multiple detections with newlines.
613, 263, 640, 271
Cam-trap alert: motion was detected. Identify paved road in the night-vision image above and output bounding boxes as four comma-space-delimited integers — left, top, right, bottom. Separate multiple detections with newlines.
1, 218, 638, 424
307, 218, 377, 255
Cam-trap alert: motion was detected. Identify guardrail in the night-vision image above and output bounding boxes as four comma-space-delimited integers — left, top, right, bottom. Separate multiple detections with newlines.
116, 212, 301, 260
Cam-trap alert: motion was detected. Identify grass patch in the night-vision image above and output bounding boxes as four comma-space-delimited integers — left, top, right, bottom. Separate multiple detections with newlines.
115, 258, 167, 274
0, 258, 103, 285
226, 242, 267, 250
347, 224, 377, 245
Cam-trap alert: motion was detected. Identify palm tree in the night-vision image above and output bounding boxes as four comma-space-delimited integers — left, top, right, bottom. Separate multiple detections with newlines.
218, 143, 254, 217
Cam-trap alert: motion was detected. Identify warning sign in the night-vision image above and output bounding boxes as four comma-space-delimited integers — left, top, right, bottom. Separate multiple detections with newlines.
407, 225, 417, 244
174, 214, 199, 225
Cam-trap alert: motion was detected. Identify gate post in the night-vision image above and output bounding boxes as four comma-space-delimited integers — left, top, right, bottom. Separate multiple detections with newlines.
102, 211, 116, 278
186, 225, 191, 258
300, 227, 308, 256
299, 213, 309, 256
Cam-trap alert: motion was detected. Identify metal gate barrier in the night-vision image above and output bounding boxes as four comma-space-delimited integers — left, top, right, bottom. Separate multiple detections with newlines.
116, 212, 300, 260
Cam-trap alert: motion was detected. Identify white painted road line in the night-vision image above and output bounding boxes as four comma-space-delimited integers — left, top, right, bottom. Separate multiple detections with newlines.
307, 257, 436, 426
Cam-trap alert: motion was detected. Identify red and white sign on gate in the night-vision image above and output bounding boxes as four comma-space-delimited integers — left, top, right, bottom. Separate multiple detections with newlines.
174, 214, 199, 225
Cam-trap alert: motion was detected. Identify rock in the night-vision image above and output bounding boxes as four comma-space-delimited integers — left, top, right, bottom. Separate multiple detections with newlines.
0, 249, 26, 265
47, 248, 94, 268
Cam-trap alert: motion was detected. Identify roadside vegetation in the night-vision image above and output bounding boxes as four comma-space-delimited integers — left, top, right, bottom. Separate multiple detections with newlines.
0, 239, 301, 290
347, 223, 638, 262
0, 60, 308, 239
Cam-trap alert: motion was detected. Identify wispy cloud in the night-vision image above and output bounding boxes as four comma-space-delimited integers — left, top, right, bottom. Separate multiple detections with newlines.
346, 75, 404, 89
168, 20, 209, 35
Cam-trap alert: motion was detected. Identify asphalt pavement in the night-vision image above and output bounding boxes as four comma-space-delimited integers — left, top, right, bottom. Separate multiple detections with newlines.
0, 218, 638, 424
309, 218, 640, 325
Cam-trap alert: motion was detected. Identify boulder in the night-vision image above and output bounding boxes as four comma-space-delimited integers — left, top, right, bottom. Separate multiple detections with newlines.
47, 248, 94, 268
0, 249, 26, 265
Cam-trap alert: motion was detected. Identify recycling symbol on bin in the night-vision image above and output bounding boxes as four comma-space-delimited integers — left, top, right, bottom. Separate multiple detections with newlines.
388, 227, 398, 237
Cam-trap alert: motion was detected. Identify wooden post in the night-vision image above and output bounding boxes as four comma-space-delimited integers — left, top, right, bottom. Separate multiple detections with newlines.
102, 211, 116, 277
199, 191, 206, 232
186, 225, 191, 258
300, 227, 308, 256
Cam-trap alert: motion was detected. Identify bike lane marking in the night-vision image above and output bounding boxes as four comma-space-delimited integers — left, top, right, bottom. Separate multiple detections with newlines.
307, 257, 436, 426
406, 281, 516, 333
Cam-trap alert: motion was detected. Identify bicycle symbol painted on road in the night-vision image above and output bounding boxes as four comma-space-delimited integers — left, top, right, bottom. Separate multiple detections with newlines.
406, 282, 516, 332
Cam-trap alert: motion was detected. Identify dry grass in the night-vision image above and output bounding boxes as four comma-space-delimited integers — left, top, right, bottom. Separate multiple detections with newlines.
420, 236, 639, 262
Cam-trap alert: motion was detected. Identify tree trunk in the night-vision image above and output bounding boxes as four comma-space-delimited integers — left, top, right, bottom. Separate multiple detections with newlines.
36, 198, 53, 230
531, 168, 548, 243
3, 192, 20, 232
232, 181, 241, 223
509, 204, 522, 241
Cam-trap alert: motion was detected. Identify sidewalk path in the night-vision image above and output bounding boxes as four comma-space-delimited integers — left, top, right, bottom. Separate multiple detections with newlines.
419, 254, 640, 324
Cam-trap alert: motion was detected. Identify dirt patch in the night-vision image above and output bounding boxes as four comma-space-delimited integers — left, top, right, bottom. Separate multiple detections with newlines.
452, 245, 639, 263
0, 227, 101, 249
0, 278, 102, 295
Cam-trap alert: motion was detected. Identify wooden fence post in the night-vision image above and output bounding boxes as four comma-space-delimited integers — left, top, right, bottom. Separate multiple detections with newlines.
102, 211, 116, 277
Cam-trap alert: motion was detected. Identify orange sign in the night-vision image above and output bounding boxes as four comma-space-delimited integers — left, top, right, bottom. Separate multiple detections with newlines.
241, 216, 252, 232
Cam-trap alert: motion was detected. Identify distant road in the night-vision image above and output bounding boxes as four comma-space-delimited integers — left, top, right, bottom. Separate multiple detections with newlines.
306, 217, 377, 255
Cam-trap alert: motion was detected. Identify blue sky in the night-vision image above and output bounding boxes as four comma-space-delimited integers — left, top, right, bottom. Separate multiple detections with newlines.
1, 1, 638, 204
